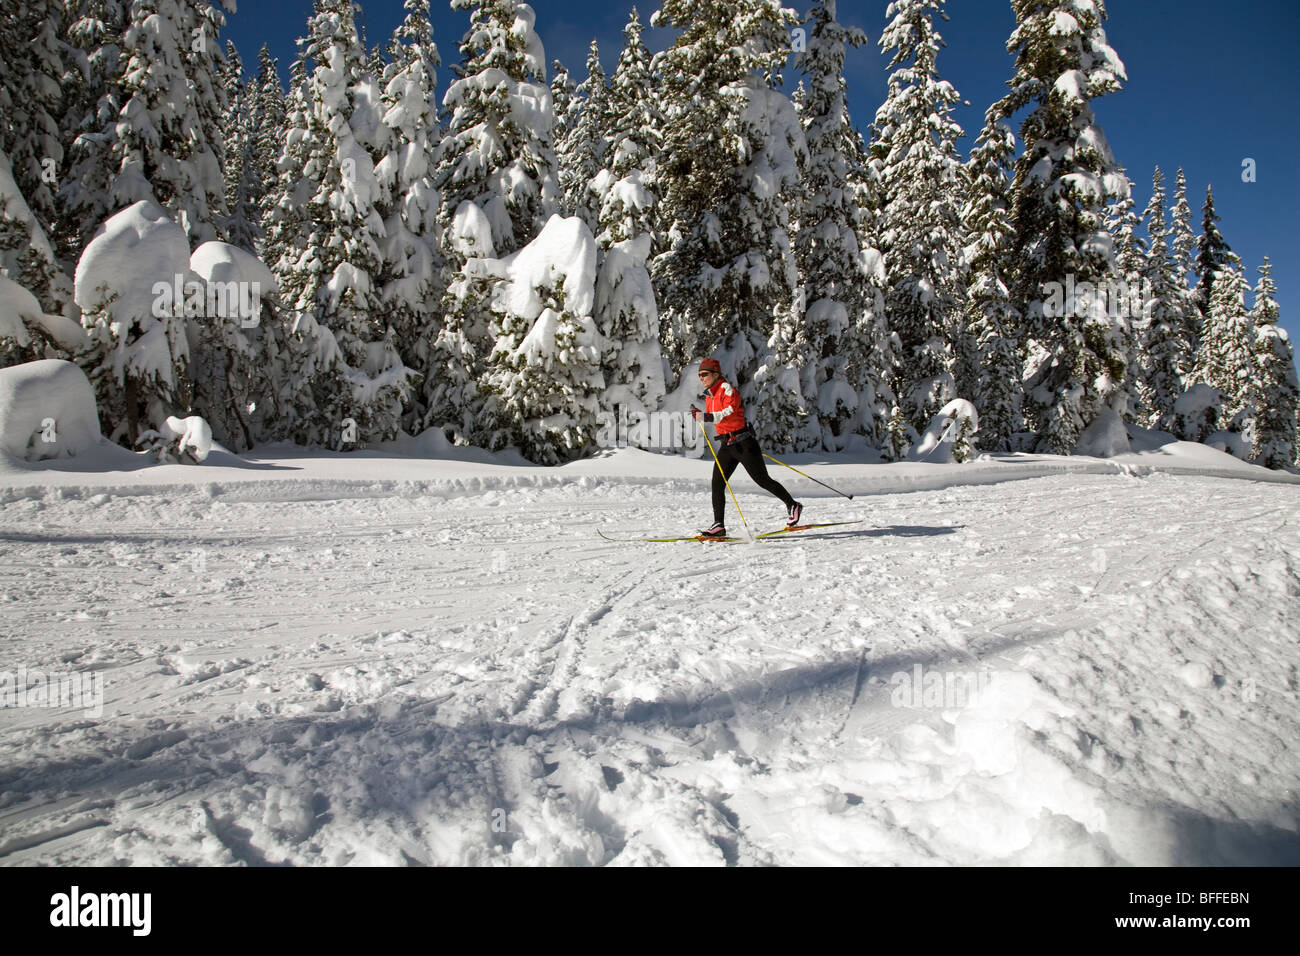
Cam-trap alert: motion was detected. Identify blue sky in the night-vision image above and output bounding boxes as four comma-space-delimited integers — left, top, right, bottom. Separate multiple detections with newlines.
224, 0, 1299, 337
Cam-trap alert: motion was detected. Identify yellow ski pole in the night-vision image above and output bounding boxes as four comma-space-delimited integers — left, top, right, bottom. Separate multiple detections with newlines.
698, 419, 753, 541
761, 451, 855, 499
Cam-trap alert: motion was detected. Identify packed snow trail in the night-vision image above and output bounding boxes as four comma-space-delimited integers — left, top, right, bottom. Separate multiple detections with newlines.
0, 469, 1297, 865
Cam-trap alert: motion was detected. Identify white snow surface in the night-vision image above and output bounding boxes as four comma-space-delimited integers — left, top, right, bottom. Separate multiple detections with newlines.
0, 440, 1297, 866
0, 359, 102, 461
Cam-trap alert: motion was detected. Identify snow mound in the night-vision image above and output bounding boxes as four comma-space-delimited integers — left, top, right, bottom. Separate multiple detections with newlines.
0, 359, 102, 461
1074, 406, 1131, 458
1205, 430, 1250, 460
912, 399, 978, 463
74, 201, 192, 323
137, 415, 214, 463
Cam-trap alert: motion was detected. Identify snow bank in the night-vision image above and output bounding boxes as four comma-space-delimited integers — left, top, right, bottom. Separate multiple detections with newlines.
0, 359, 102, 461
1074, 406, 1131, 458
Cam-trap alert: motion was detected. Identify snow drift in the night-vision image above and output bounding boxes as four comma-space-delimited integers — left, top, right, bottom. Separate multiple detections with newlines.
0, 359, 102, 460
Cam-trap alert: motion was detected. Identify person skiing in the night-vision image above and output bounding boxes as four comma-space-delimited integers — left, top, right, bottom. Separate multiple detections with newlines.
691, 358, 802, 539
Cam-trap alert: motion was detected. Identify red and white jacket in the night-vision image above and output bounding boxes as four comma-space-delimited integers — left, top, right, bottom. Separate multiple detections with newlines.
701, 378, 747, 438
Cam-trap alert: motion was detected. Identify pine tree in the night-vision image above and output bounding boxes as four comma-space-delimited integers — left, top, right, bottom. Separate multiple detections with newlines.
792, 0, 875, 450
961, 116, 1023, 450
550, 60, 577, 148
557, 40, 610, 234
73, 201, 192, 446
218, 39, 247, 217
435, 0, 558, 259
592, 7, 665, 428
270, 0, 415, 449
1191, 262, 1256, 444
650, 0, 807, 449
375, 0, 444, 430
1137, 166, 1191, 432
477, 218, 605, 464
995, 0, 1130, 454
0, 150, 67, 366
427, 0, 559, 433
62, 0, 231, 249
225, 46, 287, 254
872, 0, 967, 434
56, 0, 130, 262
1193, 184, 1240, 329
1249, 258, 1297, 469
597, 8, 661, 250
0, 0, 65, 253
1168, 168, 1198, 353
843, 117, 898, 449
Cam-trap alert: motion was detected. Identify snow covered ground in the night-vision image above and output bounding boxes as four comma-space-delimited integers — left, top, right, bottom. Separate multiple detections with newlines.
0, 440, 1297, 866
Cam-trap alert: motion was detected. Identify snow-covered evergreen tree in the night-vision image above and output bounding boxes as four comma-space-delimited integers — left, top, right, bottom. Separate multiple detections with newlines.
550, 59, 577, 148
1193, 184, 1240, 330
1250, 259, 1298, 469
1168, 167, 1199, 352
218, 39, 247, 215
1191, 262, 1256, 443
871, 0, 967, 434
961, 116, 1023, 450
54, 0, 127, 263
269, 0, 416, 449
73, 201, 191, 446
0, 149, 68, 365
0, 0, 65, 255
842, 116, 898, 449
995, 0, 1130, 454
592, 7, 665, 428
792, 0, 875, 450
557, 40, 610, 234
224, 46, 287, 254
1137, 166, 1191, 432
375, 0, 444, 429
650, 0, 807, 449
476, 216, 605, 464
1108, 175, 1143, 281
62, 0, 231, 249
435, 0, 558, 258
427, 0, 559, 433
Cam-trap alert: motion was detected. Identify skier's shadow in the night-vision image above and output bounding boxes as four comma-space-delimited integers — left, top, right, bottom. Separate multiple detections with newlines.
783, 524, 962, 541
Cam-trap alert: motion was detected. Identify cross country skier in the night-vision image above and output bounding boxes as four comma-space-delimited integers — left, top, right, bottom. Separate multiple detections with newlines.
691, 358, 802, 539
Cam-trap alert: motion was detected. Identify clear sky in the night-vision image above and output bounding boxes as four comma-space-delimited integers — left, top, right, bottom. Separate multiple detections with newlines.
224, 0, 1300, 338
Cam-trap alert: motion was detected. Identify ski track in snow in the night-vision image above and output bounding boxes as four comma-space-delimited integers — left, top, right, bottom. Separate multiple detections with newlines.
0, 469, 1298, 865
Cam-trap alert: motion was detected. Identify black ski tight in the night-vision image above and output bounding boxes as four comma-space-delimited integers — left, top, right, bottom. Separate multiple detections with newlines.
712, 434, 794, 523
